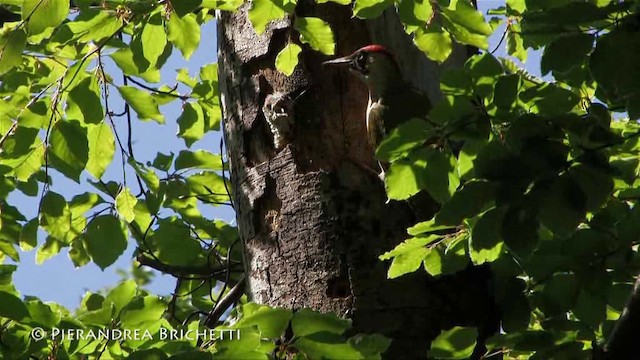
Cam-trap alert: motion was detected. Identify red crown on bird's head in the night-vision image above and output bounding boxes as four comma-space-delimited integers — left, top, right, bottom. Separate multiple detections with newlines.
358, 44, 392, 56
357, 44, 399, 69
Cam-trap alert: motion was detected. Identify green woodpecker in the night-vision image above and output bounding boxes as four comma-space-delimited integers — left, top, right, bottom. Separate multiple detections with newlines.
324, 45, 432, 151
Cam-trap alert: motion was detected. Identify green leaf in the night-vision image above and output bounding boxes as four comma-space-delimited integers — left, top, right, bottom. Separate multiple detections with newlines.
128, 349, 168, 360
69, 236, 90, 268
573, 288, 606, 327
1, 143, 45, 182
214, 327, 265, 359
64, 9, 123, 43
36, 236, 63, 264
22, 0, 69, 34
0, 265, 17, 286
0, 29, 26, 75
376, 118, 433, 162
151, 152, 174, 171
275, 43, 302, 76
428, 326, 478, 359
349, 333, 391, 358
519, 83, 580, 116
150, 217, 202, 266
78, 299, 114, 325
110, 48, 160, 83
48, 120, 89, 182
0, 241, 19, 262
248, 0, 287, 35
120, 295, 166, 327
167, 13, 200, 60
84, 215, 128, 270
86, 122, 115, 179
39, 191, 71, 242
590, 28, 640, 104
569, 164, 613, 212
316, 0, 350, 4
140, 13, 168, 67
294, 17, 335, 55
502, 204, 539, 258
291, 308, 350, 337
0, 291, 29, 321
414, 26, 453, 63
294, 333, 363, 360
541, 33, 594, 75
19, 218, 38, 251
118, 85, 165, 123
423, 233, 469, 276
493, 74, 521, 110
441, 0, 492, 49
465, 53, 503, 99
116, 187, 138, 223
469, 207, 505, 264
506, 26, 527, 62
539, 174, 586, 237
353, 0, 393, 19
379, 236, 439, 278
175, 150, 223, 170
541, 273, 578, 315
66, 77, 103, 125
128, 158, 161, 192
435, 180, 497, 226
25, 299, 60, 328
506, 0, 526, 13
496, 278, 530, 333
177, 102, 205, 147
407, 220, 456, 236
236, 303, 292, 338
385, 148, 459, 203
171, 0, 202, 17
398, 0, 433, 33
106, 280, 137, 315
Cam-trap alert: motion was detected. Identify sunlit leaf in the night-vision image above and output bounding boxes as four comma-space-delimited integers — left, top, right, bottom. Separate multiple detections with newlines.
294, 17, 335, 55
22, 0, 69, 35
429, 326, 478, 359
118, 86, 165, 123
177, 102, 205, 147
275, 43, 302, 76
248, 0, 287, 35
48, 120, 88, 182
116, 187, 138, 223
86, 122, 115, 179
353, 0, 393, 19
175, 150, 223, 170
0, 29, 26, 75
414, 26, 452, 63
167, 13, 200, 60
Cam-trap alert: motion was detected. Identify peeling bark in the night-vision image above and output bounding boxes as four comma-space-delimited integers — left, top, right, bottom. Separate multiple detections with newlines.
217, 2, 497, 357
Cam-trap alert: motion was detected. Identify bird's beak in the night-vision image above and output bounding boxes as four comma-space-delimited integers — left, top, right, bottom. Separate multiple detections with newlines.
322, 56, 352, 66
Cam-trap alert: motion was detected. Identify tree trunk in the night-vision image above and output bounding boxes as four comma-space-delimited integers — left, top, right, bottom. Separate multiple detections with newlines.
217, 2, 498, 357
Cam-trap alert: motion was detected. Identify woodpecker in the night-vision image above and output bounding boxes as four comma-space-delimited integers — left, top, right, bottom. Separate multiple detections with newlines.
323, 45, 432, 152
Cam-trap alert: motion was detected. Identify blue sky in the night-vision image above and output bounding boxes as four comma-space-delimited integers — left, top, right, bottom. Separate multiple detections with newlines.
10, 20, 233, 308
10, 1, 541, 309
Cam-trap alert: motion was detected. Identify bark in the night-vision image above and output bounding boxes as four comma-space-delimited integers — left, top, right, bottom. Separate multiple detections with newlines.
599, 275, 640, 359
217, 2, 498, 357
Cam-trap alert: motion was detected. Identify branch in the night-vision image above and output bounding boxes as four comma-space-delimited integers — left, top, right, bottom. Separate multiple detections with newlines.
136, 253, 241, 280
601, 275, 640, 358
205, 275, 246, 327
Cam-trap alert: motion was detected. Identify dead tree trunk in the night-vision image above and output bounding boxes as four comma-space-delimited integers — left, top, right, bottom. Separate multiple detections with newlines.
217, 2, 498, 357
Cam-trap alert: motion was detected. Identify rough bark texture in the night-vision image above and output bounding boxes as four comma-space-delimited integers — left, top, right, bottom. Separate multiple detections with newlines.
217, 2, 497, 357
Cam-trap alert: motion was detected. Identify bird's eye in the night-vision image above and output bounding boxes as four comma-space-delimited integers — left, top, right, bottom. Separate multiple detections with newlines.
354, 52, 368, 72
